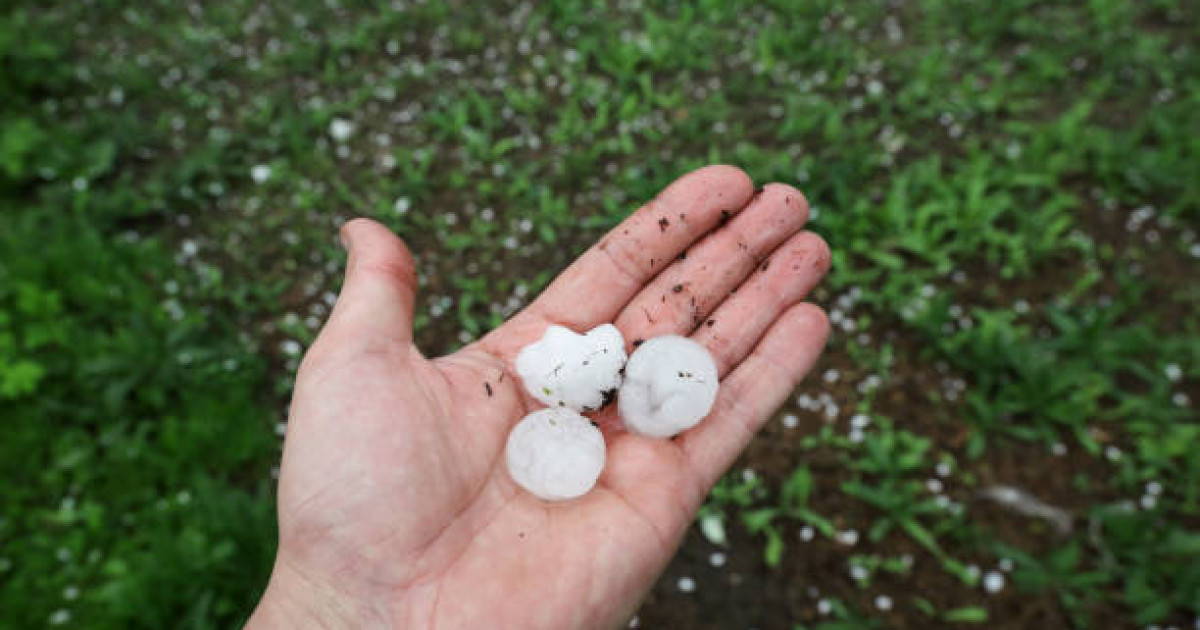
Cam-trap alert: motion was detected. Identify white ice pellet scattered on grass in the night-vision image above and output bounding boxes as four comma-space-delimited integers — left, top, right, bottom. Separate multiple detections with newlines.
1164, 364, 1183, 382
817, 599, 833, 615
836, 529, 859, 546
619, 335, 719, 437
782, 414, 799, 429
505, 408, 605, 501
516, 324, 627, 412
250, 164, 272, 183
998, 557, 1014, 572
699, 513, 727, 546
875, 595, 893, 611
709, 552, 726, 567
329, 117, 353, 142
799, 525, 815, 541
676, 576, 696, 593
1147, 481, 1163, 496
983, 571, 1006, 593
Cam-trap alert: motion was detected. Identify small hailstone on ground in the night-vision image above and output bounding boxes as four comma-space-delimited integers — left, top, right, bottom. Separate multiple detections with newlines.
782, 414, 799, 429
516, 324, 627, 412
709, 552, 726, 567
505, 408, 605, 501
875, 595, 893, 611
329, 117, 354, 142
817, 599, 833, 615
280, 339, 302, 356
619, 335, 719, 437
799, 525, 815, 541
699, 513, 727, 546
983, 571, 1006, 593
836, 529, 859, 546
998, 557, 1014, 572
677, 576, 696, 593
250, 164, 272, 183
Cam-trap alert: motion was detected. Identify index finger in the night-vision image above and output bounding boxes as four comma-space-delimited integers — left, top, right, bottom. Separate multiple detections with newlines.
517, 165, 754, 330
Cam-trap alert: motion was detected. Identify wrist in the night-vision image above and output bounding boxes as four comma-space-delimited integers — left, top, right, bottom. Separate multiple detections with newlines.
246, 557, 392, 630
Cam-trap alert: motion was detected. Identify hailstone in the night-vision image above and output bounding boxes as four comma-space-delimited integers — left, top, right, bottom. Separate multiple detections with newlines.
505, 407, 606, 501
618, 335, 719, 437
515, 324, 627, 412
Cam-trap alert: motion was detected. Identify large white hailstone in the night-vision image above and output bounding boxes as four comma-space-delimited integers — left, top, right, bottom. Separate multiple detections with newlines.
505, 408, 606, 501
618, 335, 719, 437
515, 324, 627, 412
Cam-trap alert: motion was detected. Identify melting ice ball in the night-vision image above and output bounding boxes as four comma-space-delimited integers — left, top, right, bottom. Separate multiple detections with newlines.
619, 335, 719, 437
515, 324, 627, 412
505, 408, 606, 501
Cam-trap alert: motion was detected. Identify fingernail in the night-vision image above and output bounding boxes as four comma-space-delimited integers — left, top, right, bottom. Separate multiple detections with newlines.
338, 224, 351, 251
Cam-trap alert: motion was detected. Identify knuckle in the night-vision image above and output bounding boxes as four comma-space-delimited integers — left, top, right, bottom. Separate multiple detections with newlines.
356, 257, 417, 291
597, 237, 645, 288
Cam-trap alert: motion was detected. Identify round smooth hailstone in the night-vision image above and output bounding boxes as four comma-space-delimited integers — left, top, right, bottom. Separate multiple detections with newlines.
618, 335, 719, 438
515, 324, 627, 412
505, 407, 606, 501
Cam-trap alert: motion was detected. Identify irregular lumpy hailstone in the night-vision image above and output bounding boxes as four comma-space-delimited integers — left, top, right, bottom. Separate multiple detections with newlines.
515, 324, 627, 412
618, 335, 719, 438
505, 408, 606, 501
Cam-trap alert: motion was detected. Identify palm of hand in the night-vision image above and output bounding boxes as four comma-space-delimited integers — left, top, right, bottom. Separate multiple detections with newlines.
256, 167, 831, 630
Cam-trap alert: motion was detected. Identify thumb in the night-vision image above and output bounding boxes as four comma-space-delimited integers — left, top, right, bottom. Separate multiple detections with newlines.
323, 218, 419, 345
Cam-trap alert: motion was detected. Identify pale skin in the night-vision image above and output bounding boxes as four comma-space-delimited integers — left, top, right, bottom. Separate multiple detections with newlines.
247, 165, 832, 630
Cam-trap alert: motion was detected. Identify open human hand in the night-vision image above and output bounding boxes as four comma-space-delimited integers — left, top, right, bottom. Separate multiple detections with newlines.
247, 165, 831, 630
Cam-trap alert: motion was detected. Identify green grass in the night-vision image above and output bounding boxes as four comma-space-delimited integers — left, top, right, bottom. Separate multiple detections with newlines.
2, 0, 1197, 628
